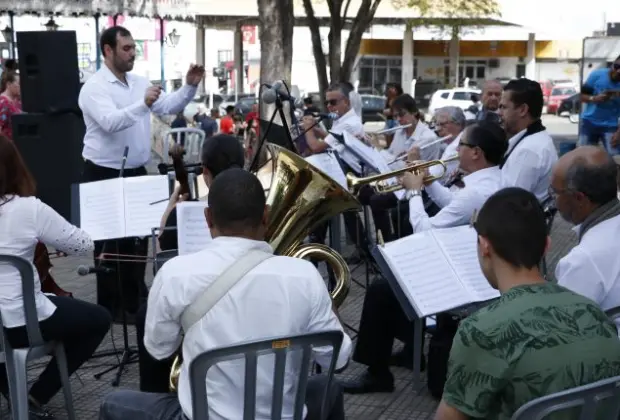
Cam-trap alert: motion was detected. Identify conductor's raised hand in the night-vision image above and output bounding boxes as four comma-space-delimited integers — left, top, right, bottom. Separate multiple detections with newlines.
186, 64, 206, 86
144, 85, 162, 108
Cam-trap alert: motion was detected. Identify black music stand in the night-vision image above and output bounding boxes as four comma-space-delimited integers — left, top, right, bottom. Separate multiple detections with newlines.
371, 244, 497, 391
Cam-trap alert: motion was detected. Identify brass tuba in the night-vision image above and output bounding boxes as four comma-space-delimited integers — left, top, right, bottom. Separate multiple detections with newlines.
169, 144, 361, 391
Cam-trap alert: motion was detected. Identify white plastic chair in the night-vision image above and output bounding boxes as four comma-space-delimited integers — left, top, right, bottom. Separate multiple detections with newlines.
0, 254, 76, 420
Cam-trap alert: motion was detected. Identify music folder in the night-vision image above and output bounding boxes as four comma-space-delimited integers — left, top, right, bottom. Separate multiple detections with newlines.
72, 175, 169, 241
372, 225, 500, 319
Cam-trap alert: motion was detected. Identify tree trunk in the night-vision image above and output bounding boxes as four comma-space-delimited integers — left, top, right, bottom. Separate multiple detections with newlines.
257, 0, 294, 85
327, 0, 343, 83
303, 0, 329, 109
339, 0, 382, 82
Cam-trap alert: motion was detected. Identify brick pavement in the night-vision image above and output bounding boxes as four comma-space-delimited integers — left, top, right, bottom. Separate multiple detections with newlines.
0, 117, 580, 419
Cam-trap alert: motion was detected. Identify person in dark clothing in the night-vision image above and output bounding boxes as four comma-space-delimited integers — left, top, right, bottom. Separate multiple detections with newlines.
170, 112, 187, 146
137, 134, 244, 393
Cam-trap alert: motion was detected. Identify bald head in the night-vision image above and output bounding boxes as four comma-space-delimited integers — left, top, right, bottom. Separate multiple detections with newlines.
481, 80, 503, 111
554, 146, 617, 205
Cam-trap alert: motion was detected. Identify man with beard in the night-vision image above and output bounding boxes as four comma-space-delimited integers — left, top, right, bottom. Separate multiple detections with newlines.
78, 26, 205, 321
581, 55, 620, 155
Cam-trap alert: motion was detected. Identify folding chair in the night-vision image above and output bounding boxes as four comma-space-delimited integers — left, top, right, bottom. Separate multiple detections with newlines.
189, 331, 343, 420
0, 255, 76, 420
511, 375, 620, 420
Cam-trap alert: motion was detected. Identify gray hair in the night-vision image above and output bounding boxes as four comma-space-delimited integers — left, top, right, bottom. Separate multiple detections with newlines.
434, 106, 466, 128
327, 82, 352, 99
565, 155, 618, 204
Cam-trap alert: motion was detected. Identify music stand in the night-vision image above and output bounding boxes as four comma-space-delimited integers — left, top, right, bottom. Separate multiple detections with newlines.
250, 81, 299, 172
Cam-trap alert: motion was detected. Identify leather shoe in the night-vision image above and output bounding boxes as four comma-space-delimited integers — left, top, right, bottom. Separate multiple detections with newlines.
341, 370, 395, 394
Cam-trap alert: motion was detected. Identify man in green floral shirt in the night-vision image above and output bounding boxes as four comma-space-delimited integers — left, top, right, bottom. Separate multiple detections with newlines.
434, 187, 620, 420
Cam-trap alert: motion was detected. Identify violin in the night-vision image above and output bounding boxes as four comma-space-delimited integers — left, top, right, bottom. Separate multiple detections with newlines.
170, 143, 191, 198
34, 242, 73, 298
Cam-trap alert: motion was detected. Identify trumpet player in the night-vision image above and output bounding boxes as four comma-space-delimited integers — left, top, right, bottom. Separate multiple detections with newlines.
402, 120, 508, 232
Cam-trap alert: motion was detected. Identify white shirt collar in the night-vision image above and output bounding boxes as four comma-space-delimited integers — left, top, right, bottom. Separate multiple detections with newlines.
207, 236, 274, 254
463, 166, 500, 184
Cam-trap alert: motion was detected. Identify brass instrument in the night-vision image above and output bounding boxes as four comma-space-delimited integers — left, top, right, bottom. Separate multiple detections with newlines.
169, 144, 361, 391
347, 155, 460, 195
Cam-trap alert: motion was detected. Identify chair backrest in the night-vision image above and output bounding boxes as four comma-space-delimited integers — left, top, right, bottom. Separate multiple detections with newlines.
0, 254, 45, 346
511, 375, 620, 420
162, 128, 206, 165
189, 331, 343, 420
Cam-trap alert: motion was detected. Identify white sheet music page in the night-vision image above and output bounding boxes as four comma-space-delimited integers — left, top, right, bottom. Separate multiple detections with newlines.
177, 201, 212, 255
305, 153, 348, 189
380, 231, 470, 317
432, 225, 500, 302
79, 178, 125, 241
123, 175, 170, 238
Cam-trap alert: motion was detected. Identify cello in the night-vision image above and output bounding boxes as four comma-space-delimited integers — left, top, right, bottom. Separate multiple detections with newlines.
34, 242, 73, 297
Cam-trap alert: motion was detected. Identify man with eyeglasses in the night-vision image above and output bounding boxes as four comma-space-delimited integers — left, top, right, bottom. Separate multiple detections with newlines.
580, 55, 620, 155
550, 145, 620, 325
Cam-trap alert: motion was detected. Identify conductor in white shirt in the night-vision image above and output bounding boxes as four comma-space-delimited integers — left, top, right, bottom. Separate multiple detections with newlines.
0, 135, 111, 418
550, 146, 620, 319
100, 168, 351, 420
401, 120, 507, 233
498, 78, 558, 203
78, 26, 205, 319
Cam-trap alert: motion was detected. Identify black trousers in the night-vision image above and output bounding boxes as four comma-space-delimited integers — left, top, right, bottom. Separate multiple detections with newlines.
353, 277, 419, 372
136, 302, 176, 393
81, 160, 149, 315
0, 296, 111, 404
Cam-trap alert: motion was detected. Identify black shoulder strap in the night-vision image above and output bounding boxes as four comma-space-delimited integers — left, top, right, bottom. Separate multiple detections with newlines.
499, 120, 546, 169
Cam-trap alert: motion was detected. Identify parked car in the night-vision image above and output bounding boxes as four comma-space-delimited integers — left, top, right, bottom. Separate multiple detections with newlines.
360, 94, 386, 123
557, 93, 580, 117
235, 96, 259, 118
539, 79, 574, 105
428, 88, 481, 116
546, 86, 577, 114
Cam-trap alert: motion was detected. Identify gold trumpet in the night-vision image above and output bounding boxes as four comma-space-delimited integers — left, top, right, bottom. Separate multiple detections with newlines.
347, 155, 460, 195
169, 144, 360, 392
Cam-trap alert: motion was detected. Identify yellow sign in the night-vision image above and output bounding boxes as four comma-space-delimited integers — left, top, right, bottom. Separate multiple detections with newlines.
272, 340, 291, 349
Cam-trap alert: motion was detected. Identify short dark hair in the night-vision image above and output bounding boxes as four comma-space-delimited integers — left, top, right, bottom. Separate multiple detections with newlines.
0, 134, 36, 202
3, 59, 17, 71
327, 82, 352, 99
303, 97, 313, 105
503, 78, 544, 120
201, 134, 244, 177
208, 168, 265, 232
225, 105, 235, 114
100, 26, 132, 57
474, 187, 547, 269
465, 121, 508, 165
386, 83, 404, 95
391, 94, 419, 114
566, 154, 618, 205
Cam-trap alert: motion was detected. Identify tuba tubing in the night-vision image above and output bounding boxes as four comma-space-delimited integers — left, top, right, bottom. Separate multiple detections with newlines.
168, 144, 360, 392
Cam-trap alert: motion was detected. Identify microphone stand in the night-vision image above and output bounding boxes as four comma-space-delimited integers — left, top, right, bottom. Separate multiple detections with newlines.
92, 146, 140, 387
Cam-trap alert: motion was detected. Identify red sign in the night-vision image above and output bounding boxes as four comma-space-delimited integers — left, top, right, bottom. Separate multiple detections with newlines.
241, 26, 256, 44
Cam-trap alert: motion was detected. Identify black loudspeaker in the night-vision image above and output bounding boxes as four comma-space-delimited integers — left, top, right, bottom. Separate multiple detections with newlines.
16, 31, 80, 113
12, 113, 85, 221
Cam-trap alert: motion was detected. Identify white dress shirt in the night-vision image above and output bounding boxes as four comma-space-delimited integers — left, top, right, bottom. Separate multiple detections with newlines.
145, 236, 352, 420
324, 108, 365, 174
500, 129, 558, 202
79, 64, 197, 169
557, 215, 620, 325
0, 196, 94, 328
430, 132, 461, 185
387, 122, 440, 164
409, 166, 501, 232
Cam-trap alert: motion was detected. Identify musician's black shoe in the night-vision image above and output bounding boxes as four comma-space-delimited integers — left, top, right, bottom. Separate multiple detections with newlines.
389, 349, 425, 371
341, 369, 395, 394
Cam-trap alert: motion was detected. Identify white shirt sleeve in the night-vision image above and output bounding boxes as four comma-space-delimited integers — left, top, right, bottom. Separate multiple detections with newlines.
144, 264, 184, 360
556, 249, 606, 305
409, 188, 476, 232
306, 270, 352, 370
79, 83, 151, 133
501, 148, 542, 193
425, 180, 455, 209
34, 198, 94, 255
151, 84, 198, 116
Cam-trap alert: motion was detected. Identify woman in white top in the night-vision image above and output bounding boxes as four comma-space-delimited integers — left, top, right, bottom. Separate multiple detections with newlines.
0, 135, 111, 418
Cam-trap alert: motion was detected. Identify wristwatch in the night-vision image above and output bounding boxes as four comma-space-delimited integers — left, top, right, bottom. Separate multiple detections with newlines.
405, 189, 422, 200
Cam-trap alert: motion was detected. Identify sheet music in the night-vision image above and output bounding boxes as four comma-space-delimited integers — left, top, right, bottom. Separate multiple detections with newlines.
305, 153, 348, 189
380, 232, 470, 317
79, 178, 125, 241
432, 226, 500, 302
123, 175, 170, 238
177, 201, 212, 255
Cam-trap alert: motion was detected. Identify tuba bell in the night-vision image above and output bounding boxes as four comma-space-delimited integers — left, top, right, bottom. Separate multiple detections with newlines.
169, 143, 361, 391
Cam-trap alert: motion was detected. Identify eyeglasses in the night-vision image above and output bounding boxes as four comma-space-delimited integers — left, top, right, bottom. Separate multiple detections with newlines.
458, 141, 476, 148
548, 186, 571, 199
324, 99, 340, 107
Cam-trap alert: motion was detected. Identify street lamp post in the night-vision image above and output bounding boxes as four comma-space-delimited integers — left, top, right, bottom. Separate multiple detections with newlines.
44, 18, 59, 31
1, 25, 13, 58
